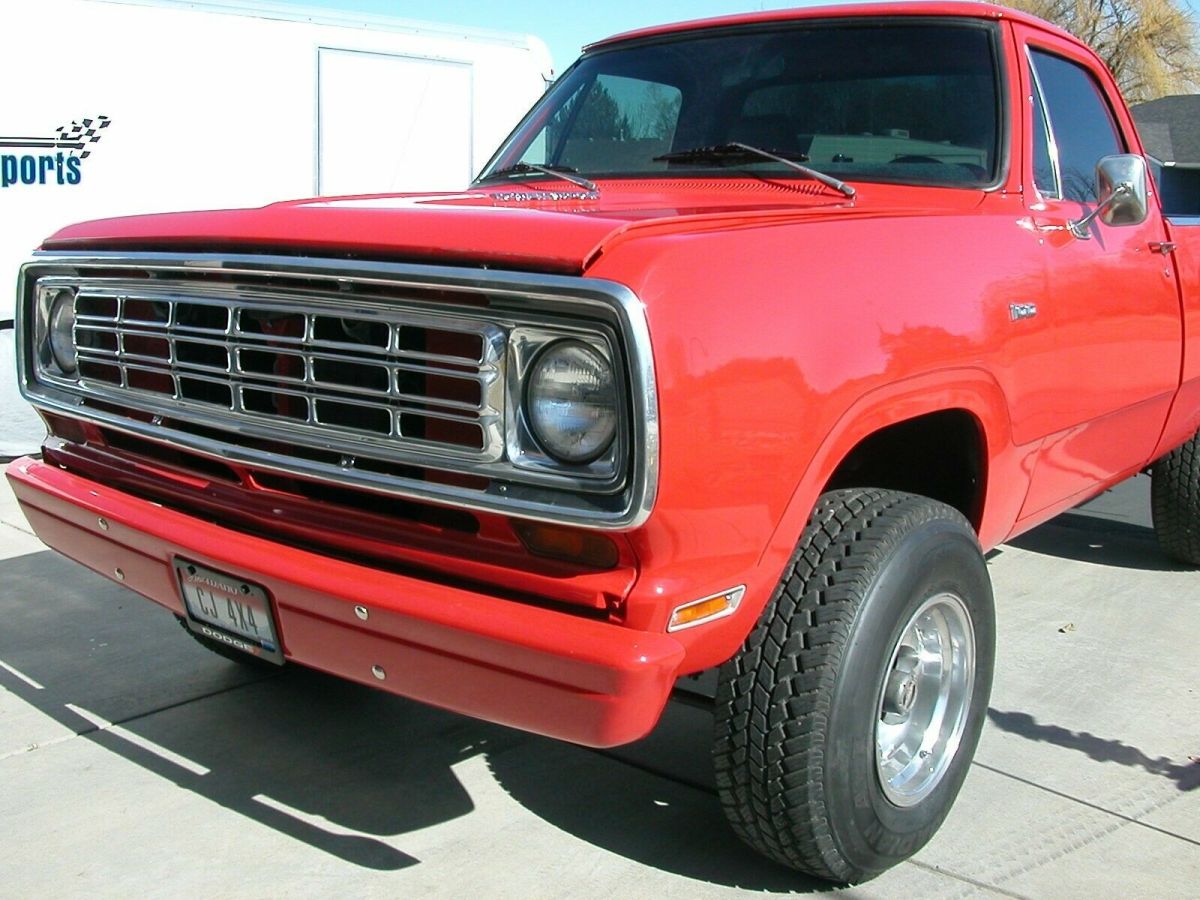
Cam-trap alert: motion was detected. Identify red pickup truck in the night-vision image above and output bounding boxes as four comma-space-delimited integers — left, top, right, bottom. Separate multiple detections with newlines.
9, 1, 1200, 883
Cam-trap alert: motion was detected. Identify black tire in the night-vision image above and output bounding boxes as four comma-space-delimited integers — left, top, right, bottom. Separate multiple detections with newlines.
713, 488, 995, 883
176, 616, 280, 670
1152, 433, 1200, 565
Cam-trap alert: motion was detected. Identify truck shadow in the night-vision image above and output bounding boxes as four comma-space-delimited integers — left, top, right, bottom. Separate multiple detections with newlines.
986, 708, 1200, 793
1004, 512, 1190, 572
0, 559, 482, 868
0, 550, 825, 891
486, 701, 830, 892
0, 550, 485, 871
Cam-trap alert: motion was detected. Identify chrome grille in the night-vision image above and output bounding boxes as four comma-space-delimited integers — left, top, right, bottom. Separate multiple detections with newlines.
71, 286, 505, 460
21, 253, 659, 529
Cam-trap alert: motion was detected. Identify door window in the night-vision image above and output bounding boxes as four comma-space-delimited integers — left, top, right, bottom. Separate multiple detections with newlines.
1028, 49, 1124, 203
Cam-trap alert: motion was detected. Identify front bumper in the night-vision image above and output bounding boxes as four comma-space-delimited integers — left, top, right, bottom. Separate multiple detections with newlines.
6, 457, 684, 747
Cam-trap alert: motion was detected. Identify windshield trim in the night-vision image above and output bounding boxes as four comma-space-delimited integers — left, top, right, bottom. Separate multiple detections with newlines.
477, 17, 1009, 194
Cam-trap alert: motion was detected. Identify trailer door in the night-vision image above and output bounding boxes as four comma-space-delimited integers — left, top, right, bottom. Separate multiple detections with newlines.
318, 49, 473, 195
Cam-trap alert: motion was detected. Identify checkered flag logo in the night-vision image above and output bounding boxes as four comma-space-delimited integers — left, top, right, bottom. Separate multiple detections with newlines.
55, 115, 111, 158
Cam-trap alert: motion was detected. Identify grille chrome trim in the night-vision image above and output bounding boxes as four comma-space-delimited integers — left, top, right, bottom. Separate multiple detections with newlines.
18, 252, 659, 529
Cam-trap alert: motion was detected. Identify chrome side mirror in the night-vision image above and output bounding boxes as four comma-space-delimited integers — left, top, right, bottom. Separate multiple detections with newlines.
1069, 155, 1149, 239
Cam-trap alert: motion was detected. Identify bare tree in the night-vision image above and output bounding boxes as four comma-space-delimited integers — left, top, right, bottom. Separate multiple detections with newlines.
1007, 0, 1200, 101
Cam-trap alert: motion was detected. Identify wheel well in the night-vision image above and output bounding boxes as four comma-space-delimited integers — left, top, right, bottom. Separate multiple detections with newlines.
824, 410, 986, 529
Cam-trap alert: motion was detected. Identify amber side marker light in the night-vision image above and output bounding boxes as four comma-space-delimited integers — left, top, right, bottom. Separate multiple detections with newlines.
513, 521, 621, 569
668, 586, 746, 632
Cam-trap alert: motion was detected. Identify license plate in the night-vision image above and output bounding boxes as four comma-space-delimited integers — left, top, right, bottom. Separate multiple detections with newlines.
174, 559, 283, 664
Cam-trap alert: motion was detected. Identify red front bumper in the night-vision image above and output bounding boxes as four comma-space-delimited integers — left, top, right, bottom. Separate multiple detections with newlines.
6, 457, 684, 747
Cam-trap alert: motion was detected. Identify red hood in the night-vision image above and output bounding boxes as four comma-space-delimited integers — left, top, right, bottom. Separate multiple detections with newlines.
40, 181, 983, 274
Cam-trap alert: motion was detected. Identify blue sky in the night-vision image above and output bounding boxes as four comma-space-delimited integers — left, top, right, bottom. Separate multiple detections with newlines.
263, 0, 820, 73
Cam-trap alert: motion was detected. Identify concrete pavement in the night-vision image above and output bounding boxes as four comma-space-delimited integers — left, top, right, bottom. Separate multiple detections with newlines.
0, 470, 1197, 898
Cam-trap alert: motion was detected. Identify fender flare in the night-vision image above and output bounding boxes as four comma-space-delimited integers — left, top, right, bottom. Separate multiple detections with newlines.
758, 367, 1022, 579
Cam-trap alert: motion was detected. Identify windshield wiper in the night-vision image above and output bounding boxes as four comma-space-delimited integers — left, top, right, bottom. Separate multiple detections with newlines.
481, 162, 598, 194
653, 142, 855, 198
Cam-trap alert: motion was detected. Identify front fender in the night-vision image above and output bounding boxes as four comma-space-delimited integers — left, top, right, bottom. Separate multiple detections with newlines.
585, 208, 1035, 672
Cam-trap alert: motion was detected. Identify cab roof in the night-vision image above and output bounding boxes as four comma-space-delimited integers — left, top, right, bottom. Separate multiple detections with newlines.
585, 2, 1074, 52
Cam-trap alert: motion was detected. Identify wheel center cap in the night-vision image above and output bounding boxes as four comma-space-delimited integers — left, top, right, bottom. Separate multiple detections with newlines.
884, 669, 918, 718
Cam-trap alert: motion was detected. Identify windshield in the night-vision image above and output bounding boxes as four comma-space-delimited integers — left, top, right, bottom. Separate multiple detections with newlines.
478, 21, 1002, 190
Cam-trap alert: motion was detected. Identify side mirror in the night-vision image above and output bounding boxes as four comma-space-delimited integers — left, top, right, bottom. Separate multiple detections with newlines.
1069, 154, 1149, 239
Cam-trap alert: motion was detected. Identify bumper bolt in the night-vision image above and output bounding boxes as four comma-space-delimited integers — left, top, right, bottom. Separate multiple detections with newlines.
114, 568, 125, 581
371, 665, 386, 681
354, 605, 369, 621
97, 517, 109, 531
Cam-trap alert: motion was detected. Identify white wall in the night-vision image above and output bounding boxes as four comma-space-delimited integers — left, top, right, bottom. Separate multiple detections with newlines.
1, 0, 551, 313
0, 0, 552, 454
318, 48, 475, 195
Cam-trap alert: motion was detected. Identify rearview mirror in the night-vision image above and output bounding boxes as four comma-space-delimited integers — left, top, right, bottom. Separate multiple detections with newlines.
1069, 155, 1149, 238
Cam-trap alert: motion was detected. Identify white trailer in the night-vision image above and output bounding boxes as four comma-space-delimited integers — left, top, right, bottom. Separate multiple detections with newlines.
0, 0, 553, 454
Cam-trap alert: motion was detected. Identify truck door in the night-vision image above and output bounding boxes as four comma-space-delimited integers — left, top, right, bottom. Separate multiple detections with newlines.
1013, 28, 1181, 518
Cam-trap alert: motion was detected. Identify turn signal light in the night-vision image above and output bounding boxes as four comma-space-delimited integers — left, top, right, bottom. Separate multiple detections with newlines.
668, 586, 746, 632
513, 521, 620, 569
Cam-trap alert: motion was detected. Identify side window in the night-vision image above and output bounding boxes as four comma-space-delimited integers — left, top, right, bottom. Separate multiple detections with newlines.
1028, 49, 1124, 203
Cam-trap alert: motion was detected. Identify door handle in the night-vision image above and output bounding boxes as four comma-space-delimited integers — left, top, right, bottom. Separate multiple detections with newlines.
1149, 241, 1176, 255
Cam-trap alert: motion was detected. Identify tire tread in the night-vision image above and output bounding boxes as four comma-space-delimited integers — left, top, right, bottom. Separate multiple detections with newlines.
713, 487, 973, 882
1152, 434, 1200, 565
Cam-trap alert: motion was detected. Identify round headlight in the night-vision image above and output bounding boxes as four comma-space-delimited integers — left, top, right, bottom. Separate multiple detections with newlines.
48, 290, 77, 374
526, 340, 618, 464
